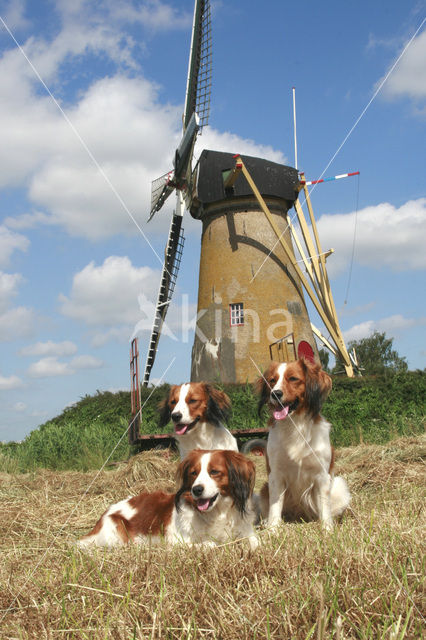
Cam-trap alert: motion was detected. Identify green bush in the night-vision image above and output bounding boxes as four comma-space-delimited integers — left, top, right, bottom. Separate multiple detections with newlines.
1, 391, 132, 472
1, 371, 424, 472
323, 370, 425, 446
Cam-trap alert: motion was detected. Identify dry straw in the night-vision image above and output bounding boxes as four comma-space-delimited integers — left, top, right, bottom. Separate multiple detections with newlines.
0, 435, 424, 639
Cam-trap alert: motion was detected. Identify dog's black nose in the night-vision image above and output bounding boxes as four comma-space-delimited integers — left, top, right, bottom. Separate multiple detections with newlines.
192, 484, 204, 497
271, 389, 283, 401
171, 411, 182, 423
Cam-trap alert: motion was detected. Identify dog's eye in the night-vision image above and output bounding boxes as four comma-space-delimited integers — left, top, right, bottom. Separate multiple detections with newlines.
188, 398, 197, 404
209, 469, 220, 476
269, 378, 276, 384
190, 470, 197, 477
170, 400, 177, 405
289, 376, 299, 382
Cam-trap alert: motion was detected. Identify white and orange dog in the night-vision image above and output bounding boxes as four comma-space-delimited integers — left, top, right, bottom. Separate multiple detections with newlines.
78, 449, 258, 549
159, 382, 238, 459
257, 359, 350, 529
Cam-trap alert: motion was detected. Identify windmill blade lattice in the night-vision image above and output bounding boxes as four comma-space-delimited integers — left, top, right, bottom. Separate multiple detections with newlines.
142, 213, 185, 387
149, 171, 175, 221
142, 0, 212, 387
184, 0, 212, 131
148, 0, 212, 221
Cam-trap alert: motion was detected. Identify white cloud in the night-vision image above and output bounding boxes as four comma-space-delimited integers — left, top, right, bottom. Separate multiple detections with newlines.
381, 30, 426, 103
27, 356, 73, 378
0, 271, 23, 313
4, 211, 53, 231
13, 401, 27, 412
0, 37, 289, 241
22, 74, 290, 240
0, 227, 29, 268
0, 306, 35, 342
0, 374, 24, 390
343, 314, 426, 343
58, 256, 198, 347
106, 0, 192, 31
19, 340, 78, 357
59, 255, 160, 327
91, 326, 132, 347
0, 271, 36, 342
70, 355, 104, 369
339, 301, 376, 318
26, 75, 182, 239
0, 8, 190, 239
316, 198, 426, 277
194, 128, 288, 166
1, 0, 31, 31
0, 270, 36, 342
26, 352, 103, 377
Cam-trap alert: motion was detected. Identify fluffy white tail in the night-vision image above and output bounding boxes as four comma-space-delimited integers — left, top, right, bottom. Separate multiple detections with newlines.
330, 476, 351, 518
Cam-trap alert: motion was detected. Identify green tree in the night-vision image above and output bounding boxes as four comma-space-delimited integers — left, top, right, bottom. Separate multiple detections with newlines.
347, 331, 408, 375
318, 348, 330, 372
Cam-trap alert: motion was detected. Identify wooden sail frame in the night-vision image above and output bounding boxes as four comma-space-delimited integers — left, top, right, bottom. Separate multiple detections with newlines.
225, 155, 354, 377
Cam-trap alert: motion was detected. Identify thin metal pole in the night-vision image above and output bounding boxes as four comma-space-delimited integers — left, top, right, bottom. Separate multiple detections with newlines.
292, 87, 298, 170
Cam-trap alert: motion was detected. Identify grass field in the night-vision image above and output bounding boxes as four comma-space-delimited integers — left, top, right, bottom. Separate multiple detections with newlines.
0, 435, 424, 639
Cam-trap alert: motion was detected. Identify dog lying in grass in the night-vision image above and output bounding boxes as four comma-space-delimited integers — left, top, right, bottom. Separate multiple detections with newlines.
78, 449, 258, 549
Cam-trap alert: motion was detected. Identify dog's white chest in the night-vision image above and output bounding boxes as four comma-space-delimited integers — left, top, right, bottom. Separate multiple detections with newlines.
177, 422, 238, 459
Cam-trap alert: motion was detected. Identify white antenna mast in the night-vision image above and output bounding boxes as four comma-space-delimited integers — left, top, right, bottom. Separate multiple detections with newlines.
292, 86, 298, 170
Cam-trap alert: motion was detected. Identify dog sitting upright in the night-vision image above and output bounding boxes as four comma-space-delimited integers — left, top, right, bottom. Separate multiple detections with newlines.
159, 382, 238, 459
257, 358, 350, 529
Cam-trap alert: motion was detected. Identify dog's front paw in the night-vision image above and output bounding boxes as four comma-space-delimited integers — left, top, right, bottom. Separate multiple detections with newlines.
266, 518, 284, 533
321, 518, 334, 532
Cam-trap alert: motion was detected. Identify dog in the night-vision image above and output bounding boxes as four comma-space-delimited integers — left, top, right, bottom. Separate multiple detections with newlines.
257, 358, 350, 529
159, 382, 238, 459
78, 449, 258, 549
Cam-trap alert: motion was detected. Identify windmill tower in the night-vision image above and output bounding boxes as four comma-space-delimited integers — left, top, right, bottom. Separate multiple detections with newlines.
189, 150, 319, 383
143, 0, 355, 389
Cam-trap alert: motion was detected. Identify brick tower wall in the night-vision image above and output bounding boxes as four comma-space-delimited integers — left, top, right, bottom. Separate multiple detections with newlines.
191, 196, 318, 383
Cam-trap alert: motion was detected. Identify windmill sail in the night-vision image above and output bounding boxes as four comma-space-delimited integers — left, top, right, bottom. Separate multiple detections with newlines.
149, 171, 175, 220
184, 0, 212, 131
142, 214, 185, 387
142, 0, 212, 387
148, 0, 212, 221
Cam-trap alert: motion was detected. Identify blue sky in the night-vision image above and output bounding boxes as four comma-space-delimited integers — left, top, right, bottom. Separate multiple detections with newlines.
0, 0, 425, 442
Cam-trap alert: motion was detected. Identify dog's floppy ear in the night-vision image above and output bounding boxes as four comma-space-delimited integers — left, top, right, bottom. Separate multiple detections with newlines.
204, 384, 231, 426
224, 451, 256, 516
174, 451, 195, 510
255, 363, 276, 416
300, 358, 332, 416
158, 385, 174, 428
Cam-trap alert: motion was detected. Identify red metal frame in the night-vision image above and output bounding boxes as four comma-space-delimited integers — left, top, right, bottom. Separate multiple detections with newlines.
130, 338, 141, 415
129, 338, 141, 444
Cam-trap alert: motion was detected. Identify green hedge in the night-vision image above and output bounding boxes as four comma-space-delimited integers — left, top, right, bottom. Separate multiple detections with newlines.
1, 372, 424, 471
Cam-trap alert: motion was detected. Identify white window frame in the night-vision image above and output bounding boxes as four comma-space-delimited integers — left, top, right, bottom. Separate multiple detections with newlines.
229, 302, 244, 327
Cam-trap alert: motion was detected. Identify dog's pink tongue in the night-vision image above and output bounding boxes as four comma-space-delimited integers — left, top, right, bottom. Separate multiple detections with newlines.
196, 499, 210, 512
175, 424, 188, 435
274, 405, 289, 421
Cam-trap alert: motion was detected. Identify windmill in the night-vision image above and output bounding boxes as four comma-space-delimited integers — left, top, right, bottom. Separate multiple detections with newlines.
141, 0, 355, 392
142, 0, 212, 387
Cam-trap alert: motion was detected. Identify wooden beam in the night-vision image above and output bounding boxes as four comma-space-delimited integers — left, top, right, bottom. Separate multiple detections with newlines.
235, 156, 352, 371
302, 181, 353, 375
293, 198, 326, 298
287, 218, 325, 306
310, 323, 338, 356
